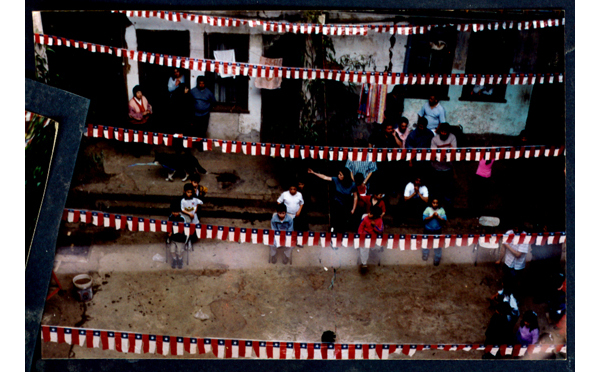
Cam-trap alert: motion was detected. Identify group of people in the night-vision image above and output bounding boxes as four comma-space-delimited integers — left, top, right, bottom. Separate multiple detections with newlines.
297, 93, 453, 269
128, 69, 216, 138
483, 221, 565, 356
366, 93, 457, 207
307, 165, 447, 268
166, 173, 207, 269
269, 181, 310, 264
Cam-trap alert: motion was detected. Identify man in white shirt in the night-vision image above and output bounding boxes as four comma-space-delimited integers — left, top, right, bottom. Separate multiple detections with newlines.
277, 185, 304, 219
496, 225, 530, 298
403, 177, 429, 220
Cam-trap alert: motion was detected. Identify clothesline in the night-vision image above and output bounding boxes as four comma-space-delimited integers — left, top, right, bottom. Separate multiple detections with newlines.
84, 124, 566, 162
41, 324, 566, 359
34, 33, 564, 86
63, 208, 567, 249
112, 10, 565, 36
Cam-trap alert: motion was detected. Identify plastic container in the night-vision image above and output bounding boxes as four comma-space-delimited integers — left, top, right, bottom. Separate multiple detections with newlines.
73, 274, 92, 289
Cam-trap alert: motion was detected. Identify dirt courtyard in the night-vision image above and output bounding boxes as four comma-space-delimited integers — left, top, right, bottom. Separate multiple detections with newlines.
41, 227, 566, 360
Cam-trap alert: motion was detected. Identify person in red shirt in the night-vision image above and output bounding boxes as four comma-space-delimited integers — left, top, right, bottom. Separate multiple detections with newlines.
357, 205, 384, 272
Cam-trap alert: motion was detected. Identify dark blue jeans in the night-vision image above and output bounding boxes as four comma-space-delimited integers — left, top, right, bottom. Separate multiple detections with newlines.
422, 228, 442, 260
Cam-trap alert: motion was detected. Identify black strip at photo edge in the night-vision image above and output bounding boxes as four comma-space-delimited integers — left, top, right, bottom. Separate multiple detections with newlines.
25, 79, 90, 372
24, 1, 575, 372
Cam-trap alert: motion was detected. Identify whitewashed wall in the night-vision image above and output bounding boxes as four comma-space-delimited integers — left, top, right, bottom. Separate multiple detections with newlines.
124, 16, 263, 140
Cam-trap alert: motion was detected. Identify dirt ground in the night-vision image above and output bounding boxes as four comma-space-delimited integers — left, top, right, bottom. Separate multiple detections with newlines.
38, 137, 567, 361
41, 226, 566, 361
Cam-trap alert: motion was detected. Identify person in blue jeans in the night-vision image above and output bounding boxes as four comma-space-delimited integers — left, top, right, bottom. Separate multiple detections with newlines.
422, 198, 447, 266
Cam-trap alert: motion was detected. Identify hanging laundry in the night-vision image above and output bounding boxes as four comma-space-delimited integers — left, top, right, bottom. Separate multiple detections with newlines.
357, 83, 369, 119
365, 83, 378, 123
213, 49, 236, 78
374, 84, 387, 124
255, 56, 283, 89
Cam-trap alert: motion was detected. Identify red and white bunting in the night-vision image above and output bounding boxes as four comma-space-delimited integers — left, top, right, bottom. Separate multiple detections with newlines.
35, 34, 563, 87
121, 10, 561, 37
48, 324, 569, 358
65, 209, 566, 252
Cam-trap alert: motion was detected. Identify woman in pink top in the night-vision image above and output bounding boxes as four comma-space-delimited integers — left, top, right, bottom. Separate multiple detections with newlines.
394, 117, 411, 149
476, 158, 494, 178
470, 159, 494, 216
128, 85, 153, 126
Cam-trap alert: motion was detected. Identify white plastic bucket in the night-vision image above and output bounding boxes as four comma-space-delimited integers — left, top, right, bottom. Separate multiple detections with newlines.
73, 274, 92, 289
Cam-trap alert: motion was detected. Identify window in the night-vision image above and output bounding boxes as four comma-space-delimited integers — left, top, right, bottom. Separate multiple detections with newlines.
403, 27, 458, 100
204, 33, 249, 112
459, 30, 518, 103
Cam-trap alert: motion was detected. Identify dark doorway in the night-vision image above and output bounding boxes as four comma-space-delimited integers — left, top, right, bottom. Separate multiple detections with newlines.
136, 30, 190, 126
260, 34, 305, 144
525, 26, 565, 146
40, 12, 130, 124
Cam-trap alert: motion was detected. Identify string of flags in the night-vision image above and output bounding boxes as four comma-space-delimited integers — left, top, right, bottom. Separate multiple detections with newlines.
25, 110, 54, 148
84, 124, 566, 162
112, 10, 565, 36
41, 325, 566, 359
34, 33, 564, 86
62, 208, 566, 249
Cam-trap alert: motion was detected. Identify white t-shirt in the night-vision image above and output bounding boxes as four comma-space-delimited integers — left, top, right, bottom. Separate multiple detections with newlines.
181, 197, 203, 224
277, 191, 304, 217
504, 230, 530, 270
404, 183, 429, 199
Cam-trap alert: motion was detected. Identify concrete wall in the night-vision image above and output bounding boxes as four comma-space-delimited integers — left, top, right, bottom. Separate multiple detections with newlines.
125, 13, 534, 138
331, 29, 531, 135
402, 85, 533, 135
124, 25, 140, 99
332, 33, 408, 79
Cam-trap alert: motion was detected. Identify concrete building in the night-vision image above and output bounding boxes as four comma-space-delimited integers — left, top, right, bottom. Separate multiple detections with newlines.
37, 10, 564, 142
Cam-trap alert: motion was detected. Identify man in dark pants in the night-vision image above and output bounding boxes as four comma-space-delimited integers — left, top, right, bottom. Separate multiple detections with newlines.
190, 76, 216, 138
496, 224, 530, 300
430, 122, 457, 209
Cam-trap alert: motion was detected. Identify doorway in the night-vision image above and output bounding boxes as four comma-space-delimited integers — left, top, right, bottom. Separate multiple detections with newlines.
136, 30, 190, 126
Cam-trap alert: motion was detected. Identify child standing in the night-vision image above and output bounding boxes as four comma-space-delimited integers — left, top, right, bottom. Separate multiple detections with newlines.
270, 204, 294, 264
167, 201, 187, 269
470, 158, 494, 216
516, 310, 540, 346
189, 173, 207, 202
181, 183, 203, 224
422, 198, 447, 266
357, 205, 384, 270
